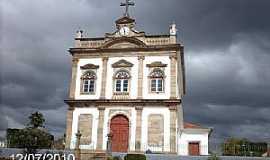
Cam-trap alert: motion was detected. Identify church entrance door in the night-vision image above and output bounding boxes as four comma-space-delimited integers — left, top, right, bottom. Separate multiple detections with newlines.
110, 115, 129, 152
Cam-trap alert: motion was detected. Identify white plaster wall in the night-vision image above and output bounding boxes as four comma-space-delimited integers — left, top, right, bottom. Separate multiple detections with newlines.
75, 58, 103, 99
70, 108, 99, 150
141, 107, 170, 152
106, 57, 138, 99
102, 107, 137, 151
143, 56, 171, 99
178, 131, 209, 155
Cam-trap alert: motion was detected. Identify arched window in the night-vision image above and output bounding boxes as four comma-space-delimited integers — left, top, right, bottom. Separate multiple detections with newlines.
81, 71, 96, 94
114, 70, 130, 93
149, 69, 165, 93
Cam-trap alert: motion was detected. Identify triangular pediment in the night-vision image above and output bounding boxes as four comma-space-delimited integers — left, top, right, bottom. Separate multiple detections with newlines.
112, 59, 134, 68
80, 63, 99, 69
146, 61, 167, 68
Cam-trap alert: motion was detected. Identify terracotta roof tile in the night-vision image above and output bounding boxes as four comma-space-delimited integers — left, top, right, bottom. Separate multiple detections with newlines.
184, 122, 205, 129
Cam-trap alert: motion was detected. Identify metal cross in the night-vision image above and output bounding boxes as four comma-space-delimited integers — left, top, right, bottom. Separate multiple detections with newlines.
120, 0, 135, 17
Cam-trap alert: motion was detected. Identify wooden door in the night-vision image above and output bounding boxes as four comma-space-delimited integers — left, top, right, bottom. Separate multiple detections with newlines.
188, 142, 200, 156
110, 115, 129, 152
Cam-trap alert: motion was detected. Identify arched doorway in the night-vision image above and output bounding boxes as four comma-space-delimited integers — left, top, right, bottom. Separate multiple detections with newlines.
110, 115, 129, 152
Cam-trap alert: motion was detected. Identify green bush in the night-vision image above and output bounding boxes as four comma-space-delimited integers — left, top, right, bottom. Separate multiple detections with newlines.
113, 156, 122, 160
107, 156, 113, 160
124, 154, 146, 160
207, 154, 220, 160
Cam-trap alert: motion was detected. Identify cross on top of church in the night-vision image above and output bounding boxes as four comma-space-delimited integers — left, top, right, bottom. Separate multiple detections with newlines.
120, 0, 135, 17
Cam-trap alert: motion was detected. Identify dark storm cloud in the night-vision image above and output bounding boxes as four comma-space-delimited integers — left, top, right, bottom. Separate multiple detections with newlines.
1, 0, 270, 143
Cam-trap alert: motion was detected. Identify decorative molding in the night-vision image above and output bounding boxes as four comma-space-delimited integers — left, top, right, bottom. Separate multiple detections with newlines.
146, 61, 167, 68
72, 57, 79, 63
65, 99, 181, 107
169, 105, 177, 111
135, 106, 143, 110
69, 44, 181, 55
138, 56, 145, 60
169, 55, 177, 60
102, 57, 109, 61
80, 63, 99, 70
98, 106, 105, 110
112, 59, 134, 68
115, 16, 135, 24
102, 37, 147, 48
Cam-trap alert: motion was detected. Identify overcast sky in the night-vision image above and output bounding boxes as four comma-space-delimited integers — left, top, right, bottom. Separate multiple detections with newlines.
1, 0, 270, 144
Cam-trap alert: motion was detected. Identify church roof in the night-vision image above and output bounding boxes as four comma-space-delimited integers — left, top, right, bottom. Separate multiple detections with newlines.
184, 122, 207, 129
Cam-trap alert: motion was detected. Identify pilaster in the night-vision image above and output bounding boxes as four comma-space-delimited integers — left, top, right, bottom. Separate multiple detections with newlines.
96, 106, 105, 150
135, 106, 143, 151
170, 55, 177, 99
100, 57, 109, 99
177, 104, 184, 130
65, 107, 74, 149
169, 105, 177, 153
69, 58, 79, 99
137, 56, 145, 99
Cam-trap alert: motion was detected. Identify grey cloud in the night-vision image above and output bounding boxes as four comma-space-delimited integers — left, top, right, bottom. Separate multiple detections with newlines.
1, 0, 270, 143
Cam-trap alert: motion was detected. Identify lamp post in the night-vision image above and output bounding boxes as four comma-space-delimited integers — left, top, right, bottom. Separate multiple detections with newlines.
242, 144, 246, 157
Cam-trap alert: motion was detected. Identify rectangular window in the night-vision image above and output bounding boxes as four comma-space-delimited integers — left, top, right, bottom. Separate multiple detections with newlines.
116, 80, 121, 92
83, 80, 89, 93
157, 79, 163, 92
151, 79, 164, 93
123, 80, 128, 92
83, 80, 95, 93
89, 80, 95, 92
151, 79, 156, 92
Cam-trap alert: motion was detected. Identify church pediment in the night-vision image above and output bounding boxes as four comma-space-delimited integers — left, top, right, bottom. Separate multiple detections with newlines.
115, 16, 135, 25
80, 63, 99, 69
146, 61, 168, 68
102, 37, 146, 49
112, 59, 134, 68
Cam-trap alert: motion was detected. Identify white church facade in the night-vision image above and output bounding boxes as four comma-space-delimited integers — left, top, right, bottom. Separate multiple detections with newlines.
65, 1, 211, 156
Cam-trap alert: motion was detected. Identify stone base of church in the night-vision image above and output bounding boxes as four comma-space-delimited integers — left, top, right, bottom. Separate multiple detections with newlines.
65, 100, 182, 154
77, 150, 107, 160
76, 149, 179, 160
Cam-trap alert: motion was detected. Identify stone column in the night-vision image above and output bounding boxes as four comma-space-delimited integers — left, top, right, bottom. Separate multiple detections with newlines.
69, 58, 79, 99
177, 104, 184, 130
137, 56, 145, 99
135, 106, 143, 151
75, 131, 82, 160
100, 57, 108, 99
65, 107, 74, 149
169, 105, 177, 153
96, 106, 105, 150
169, 55, 177, 99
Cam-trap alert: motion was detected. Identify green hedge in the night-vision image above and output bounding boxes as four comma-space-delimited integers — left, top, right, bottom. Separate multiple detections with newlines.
124, 154, 146, 160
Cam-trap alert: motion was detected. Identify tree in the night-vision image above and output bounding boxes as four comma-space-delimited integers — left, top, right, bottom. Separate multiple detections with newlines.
28, 112, 45, 128
6, 112, 54, 152
222, 137, 267, 157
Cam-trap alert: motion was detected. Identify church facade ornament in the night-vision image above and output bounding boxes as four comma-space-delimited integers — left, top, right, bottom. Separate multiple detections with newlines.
111, 59, 134, 68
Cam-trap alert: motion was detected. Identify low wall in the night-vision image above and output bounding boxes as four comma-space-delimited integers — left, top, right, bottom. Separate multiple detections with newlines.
1, 149, 269, 160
